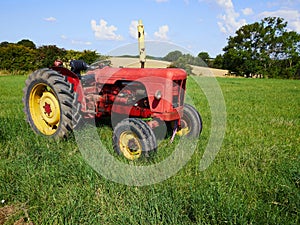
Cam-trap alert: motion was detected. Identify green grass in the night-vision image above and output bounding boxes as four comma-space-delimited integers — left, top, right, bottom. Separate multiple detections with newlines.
0, 75, 299, 224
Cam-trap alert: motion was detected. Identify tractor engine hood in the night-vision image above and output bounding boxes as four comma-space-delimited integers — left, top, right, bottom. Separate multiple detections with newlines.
86, 67, 187, 84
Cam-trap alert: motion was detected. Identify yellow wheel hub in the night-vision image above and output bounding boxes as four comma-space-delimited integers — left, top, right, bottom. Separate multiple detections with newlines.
176, 127, 190, 136
29, 83, 61, 135
176, 120, 190, 136
119, 131, 142, 160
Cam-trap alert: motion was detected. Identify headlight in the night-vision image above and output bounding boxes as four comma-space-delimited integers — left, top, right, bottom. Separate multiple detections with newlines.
154, 90, 162, 100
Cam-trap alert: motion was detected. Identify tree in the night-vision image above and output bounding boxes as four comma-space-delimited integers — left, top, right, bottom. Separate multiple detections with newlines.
79, 50, 102, 64
198, 52, 210, 64
163, 50, 183, 62
64, 49, 103, 65
212, 54, 224, 69
180, 54, 196, 65
222, 17, 300, 78
0, 44, 36, 72
168, 57, 193, 75
64, 49, 83, 62
36, 45, 66, 68
17, 39, 36, 49
279, 31, 300, 74
164, 51, 212, 74
0, 39, 107, 74
0, 41, 10, 47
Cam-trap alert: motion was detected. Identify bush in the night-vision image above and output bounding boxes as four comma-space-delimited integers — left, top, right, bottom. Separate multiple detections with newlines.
0, 40, 102, 73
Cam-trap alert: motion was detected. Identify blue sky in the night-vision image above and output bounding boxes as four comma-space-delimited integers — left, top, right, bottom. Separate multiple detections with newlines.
1, 0, 300, 57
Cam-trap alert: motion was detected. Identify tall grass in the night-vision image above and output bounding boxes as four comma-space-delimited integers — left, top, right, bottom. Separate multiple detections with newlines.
0, 75, 299, 224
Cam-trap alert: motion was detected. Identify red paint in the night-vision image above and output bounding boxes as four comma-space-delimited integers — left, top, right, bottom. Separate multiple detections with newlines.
43, 102, 52, 116
52, 65, 187, 122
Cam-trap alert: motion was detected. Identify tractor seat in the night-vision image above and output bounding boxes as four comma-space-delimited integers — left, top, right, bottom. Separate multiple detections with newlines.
70, 60, 88, 78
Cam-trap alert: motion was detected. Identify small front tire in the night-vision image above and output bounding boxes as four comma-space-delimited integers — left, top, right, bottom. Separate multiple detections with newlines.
177, 104, 202, 138
113, 118, 157, 160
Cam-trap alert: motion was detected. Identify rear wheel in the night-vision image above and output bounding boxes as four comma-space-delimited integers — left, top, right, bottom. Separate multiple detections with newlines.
113, 118, 157, 160
23, 69, 81, 138
177, 104, 202, 138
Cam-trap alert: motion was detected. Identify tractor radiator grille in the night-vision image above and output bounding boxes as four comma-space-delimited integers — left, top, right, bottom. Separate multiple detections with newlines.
172, 79, 186, 108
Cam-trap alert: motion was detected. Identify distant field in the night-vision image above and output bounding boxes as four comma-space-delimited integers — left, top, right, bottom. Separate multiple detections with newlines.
109, 57, 229, 77
0, 75, 299, 224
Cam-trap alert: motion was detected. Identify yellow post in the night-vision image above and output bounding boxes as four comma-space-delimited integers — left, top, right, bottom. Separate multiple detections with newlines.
138, 19, 146, 68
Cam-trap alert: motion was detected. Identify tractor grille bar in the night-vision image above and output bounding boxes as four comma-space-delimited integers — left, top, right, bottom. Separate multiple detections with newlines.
172, 79, 186, 108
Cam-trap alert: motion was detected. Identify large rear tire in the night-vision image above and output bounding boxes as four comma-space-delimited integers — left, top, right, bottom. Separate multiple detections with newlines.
113, 118, 157, 160
23, 69, 81, 138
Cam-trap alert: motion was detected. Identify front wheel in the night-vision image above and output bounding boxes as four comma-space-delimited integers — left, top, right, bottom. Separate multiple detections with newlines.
177, 104, 202, 138
113, 118, 157, 160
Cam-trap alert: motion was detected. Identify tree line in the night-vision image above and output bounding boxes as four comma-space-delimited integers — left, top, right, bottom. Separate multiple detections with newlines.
0, 40, 102, 74
1, 17, 299, 79
165, 17, 300, 79
163, 50, 211, 75
213, 17, 300, 79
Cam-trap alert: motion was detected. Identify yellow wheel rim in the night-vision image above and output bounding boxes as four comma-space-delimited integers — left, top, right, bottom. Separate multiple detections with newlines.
29, 83, 60, 135
119, 131, 142, 160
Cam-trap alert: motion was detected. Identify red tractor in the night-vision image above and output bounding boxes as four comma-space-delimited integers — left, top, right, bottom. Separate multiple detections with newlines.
23, 59, 202, 160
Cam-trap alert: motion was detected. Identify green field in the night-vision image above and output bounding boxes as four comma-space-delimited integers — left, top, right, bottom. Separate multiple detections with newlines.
0, 75, 299, 224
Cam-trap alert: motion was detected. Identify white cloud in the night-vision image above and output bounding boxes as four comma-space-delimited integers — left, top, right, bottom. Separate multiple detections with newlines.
216, 0, 233, 8
61, 35, 92, 46
155, 0, 169, 2
129, 20, 139, 39
242, 7, 254, 16
266, 0, 298, 8
44, 17, 57, 22
215, 0, 247, 34
154, 25, 169, 40
71, 40, 92, 45
129, 20, 148, 39
259, 9, 300, 32
91, 19, 123, 41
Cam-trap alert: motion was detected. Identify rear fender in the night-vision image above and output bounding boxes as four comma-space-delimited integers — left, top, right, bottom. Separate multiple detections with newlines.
51, 66, 85, 105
